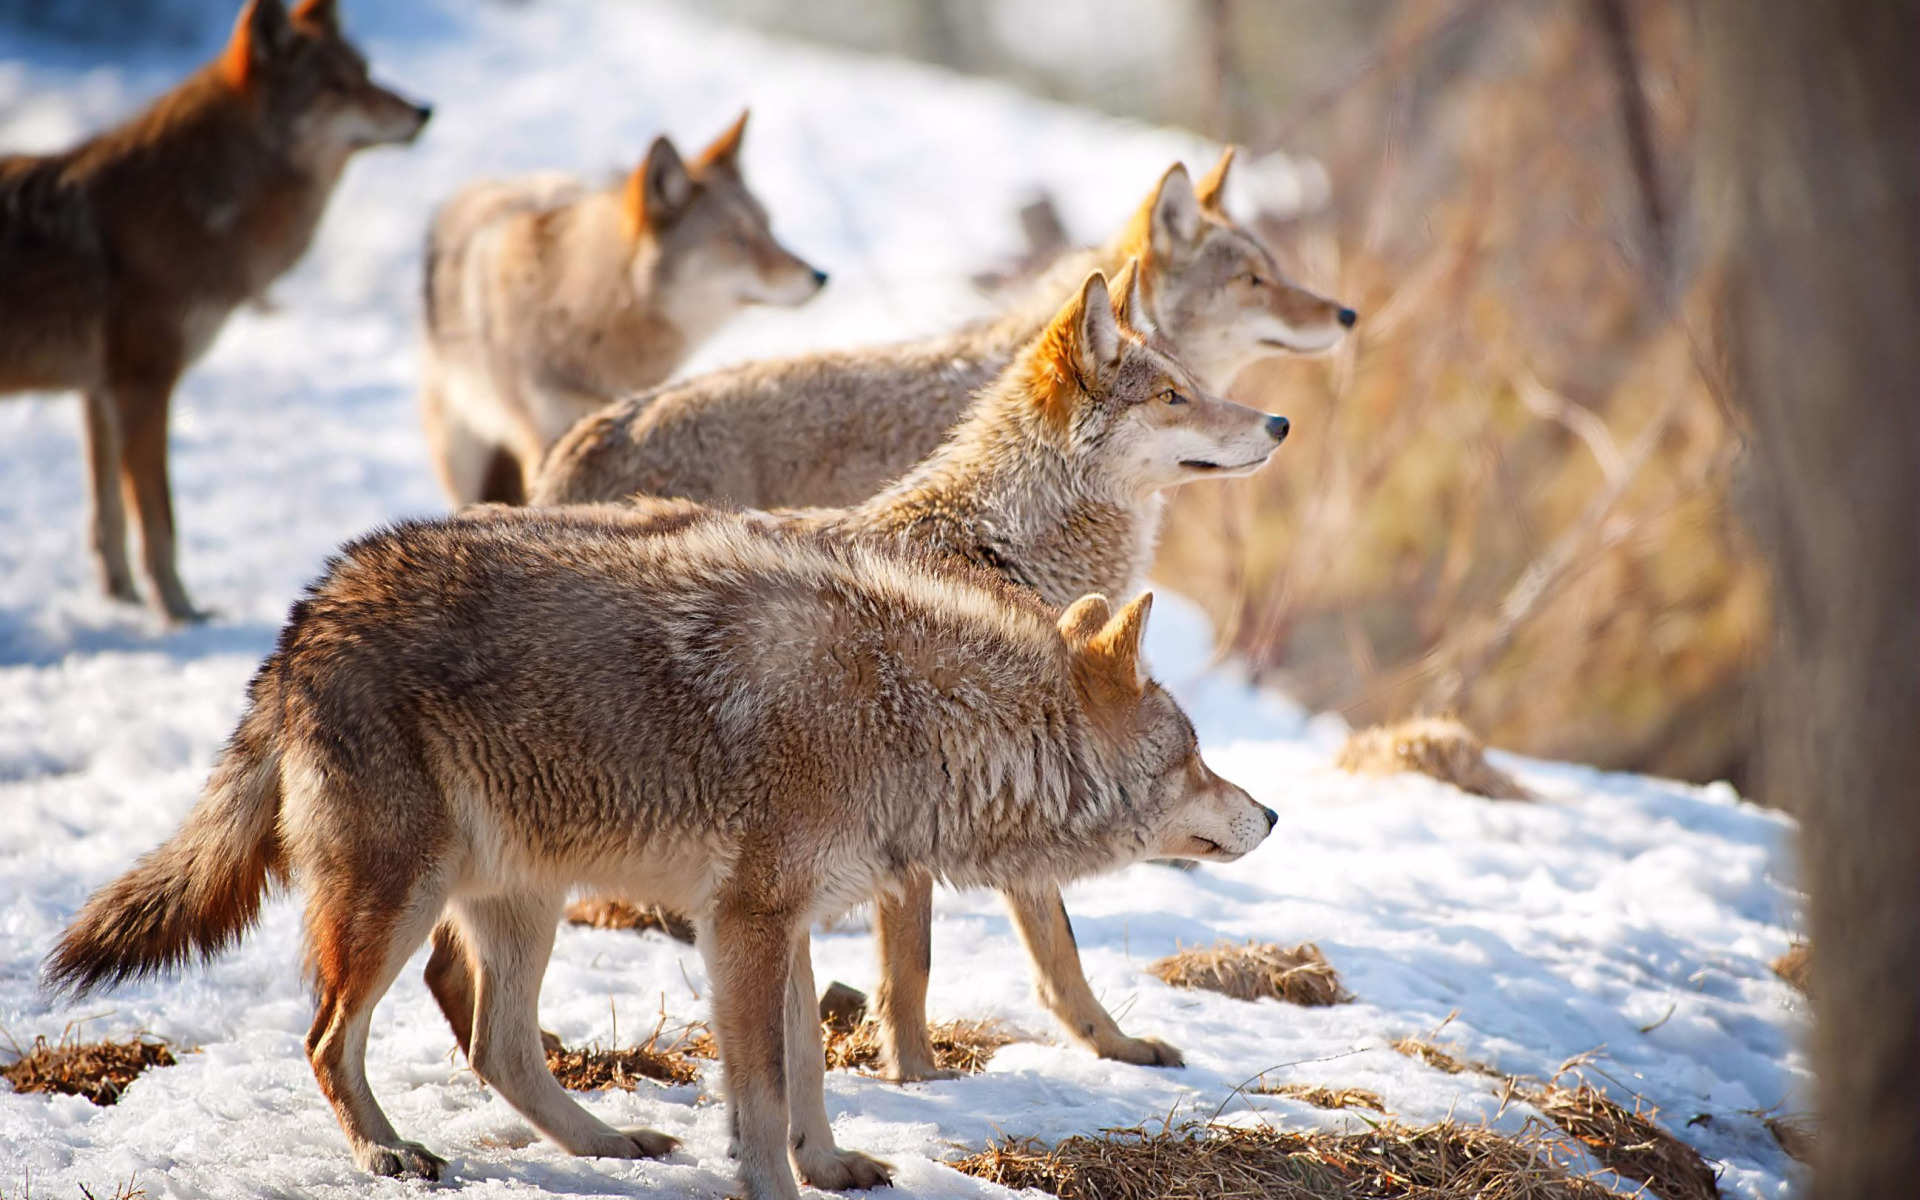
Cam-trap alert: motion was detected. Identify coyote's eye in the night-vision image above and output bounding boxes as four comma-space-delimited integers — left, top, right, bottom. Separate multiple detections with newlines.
1241, 272, 1265, 287
1160, 389, 1189, 406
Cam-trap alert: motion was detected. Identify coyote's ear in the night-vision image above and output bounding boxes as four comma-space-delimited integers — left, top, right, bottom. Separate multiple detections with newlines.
1194, 145, 1236, 214
1058, 594, 1114, 645
696, 109, 749, 174
223, 0, 296, 86
1148, 163, 1203, 259
1109, 257, 1155, 336
626, 136, 694, 233
1030, 271, 1125, 420
291, 0, 339, 34
1089, 593, 1152, 687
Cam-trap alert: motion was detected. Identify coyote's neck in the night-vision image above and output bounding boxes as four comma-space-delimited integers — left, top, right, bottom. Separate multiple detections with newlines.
840, 402, 1162, 608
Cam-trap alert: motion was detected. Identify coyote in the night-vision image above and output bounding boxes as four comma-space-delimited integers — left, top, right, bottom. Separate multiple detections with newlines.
531, 147, 1351, 507
419, 111, 826, 506
427, 266, 1289, 1082
45, 508, 1273, 1200
0, 0, 429, 622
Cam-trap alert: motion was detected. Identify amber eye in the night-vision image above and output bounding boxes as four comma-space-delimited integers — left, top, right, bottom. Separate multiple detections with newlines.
1242, 272, 1264, 287
1161, 388, 1189, 406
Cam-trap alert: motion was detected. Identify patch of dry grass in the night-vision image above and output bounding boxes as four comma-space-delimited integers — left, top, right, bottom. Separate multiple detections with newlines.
1251, 1081, 1386, 1112
1336, 718, 1532, 800
823, 1018, 1018, 1076
1770, 943, 1810, 993
952, 1120, 1621, 1200
1150, 941, 1349, 1006
1764, 1115, 1815, 1164
1531, 1082, 1720, 1200
0, 1034, 175, 1106
546, 1023, 716, 1091
1390, 1036, 1497, 1077
563, 897, 696, 943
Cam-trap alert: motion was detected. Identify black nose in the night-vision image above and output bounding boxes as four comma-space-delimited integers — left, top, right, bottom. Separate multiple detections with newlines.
414, 103, 434, 125
811, 268, 829, 288
1337, 307, 1358, 328
1265, 414, 1290, 442
1261, 806, 1278, 830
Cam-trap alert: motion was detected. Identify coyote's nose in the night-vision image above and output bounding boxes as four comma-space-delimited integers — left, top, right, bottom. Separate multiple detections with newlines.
1337, 307, 1358, 328
1261, 805, 1278, 830
1265, 415, 1290, 443
810, 268, 829, 288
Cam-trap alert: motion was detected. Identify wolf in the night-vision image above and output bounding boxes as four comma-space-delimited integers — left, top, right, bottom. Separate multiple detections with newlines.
529, 147, 1352, 508
45, 506, 1273, 1200
425, 266, 1288, 1082
419, 111, 827, 506
0, 0, 429, 622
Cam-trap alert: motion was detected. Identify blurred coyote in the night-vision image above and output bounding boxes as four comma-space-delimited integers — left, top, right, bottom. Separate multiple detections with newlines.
0, 0, 429, 621
46, 507, 1271, 1200
531, 147, 1352, 507
419, 111, 826, 505
428, 266, 1289, 1081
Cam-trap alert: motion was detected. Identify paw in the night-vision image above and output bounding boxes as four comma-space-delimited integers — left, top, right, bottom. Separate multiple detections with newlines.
540, 1028, 564, 1054
356, 1139, 447, 1180
101, 575, 141, 605
880, 1061, 963, 1083
586, 1127, 678, 1160
797, 1146, 893, 1190
158, 600, 215, 627
1101, 1034, 1184, 1068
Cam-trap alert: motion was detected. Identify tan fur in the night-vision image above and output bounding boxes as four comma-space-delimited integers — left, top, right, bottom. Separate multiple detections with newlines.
0, 0, 428, 621
1334, 717, 1532, 801
46, 506, 1270, 1200
529, 149, 1352, 508
420, 111, 824, 505
431, 271, 1287, 1081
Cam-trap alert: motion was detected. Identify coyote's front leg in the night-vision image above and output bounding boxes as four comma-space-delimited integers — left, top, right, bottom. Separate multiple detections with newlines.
784, 932, 893, 1189
1002, 883, 1184, 1067
873, 869, 961, 1082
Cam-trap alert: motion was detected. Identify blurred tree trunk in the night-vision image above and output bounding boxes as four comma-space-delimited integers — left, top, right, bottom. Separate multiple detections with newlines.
1700, 1, 1919, 1195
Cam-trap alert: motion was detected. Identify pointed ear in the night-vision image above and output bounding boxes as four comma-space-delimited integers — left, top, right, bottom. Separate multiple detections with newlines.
696, 109, 749, 173
1149, 163, 1203, 259
291, 0, 339, 34
625, 136, 693, 233
223, 0, 295, 86
1109, 257, 1155, 336
1075, 271, 1124, 382
1194, 145, 1236, 214
1058, 594, 1113, 645
1088, 593, 1153, 686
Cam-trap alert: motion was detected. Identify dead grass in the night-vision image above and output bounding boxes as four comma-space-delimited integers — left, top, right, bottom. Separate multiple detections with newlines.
1763, 1115, 1815, 1164
1531, 1082, 1720, 1200
1390, 1036, 1496, 1077
1770, 943, 1810, 993
952, 1120, 1621, 1200
563, 897, 696, 943
1336, 718, 1532, 800
823, 1018, 1018, 1076
0, 1034, 175, 1106
1151, 941, 1349, 1007
546, 1023, 716, 1091
1251, 1081, 1386, 1112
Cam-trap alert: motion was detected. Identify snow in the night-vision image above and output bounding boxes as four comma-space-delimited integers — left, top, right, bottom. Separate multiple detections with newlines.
0, 1, 1808, 1196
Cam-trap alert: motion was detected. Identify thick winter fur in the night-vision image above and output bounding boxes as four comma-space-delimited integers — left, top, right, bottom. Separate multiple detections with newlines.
46, 508, 1270, 1200
429, 269, 1289, 1081
530, 148, 1352, 508
0, 0, 429, 621
420, 111, 825, 505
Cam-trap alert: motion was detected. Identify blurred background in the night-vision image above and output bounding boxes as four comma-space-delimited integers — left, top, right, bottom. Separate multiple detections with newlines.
1, 0, 1755, 790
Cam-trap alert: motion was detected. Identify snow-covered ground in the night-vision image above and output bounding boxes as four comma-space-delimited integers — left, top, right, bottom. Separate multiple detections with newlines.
0, 2, 1808, 1197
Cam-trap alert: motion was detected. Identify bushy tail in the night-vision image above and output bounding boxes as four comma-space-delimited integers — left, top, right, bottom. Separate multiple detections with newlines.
46, 663, 289, 999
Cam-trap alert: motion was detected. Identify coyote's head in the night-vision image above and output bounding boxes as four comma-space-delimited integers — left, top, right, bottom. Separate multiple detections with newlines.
622, 111, 827, 332
1126, 150, 1354, 389
1019, 267, 1291, 495
1060, 593, 1273, 863
220, 0, 431, 166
